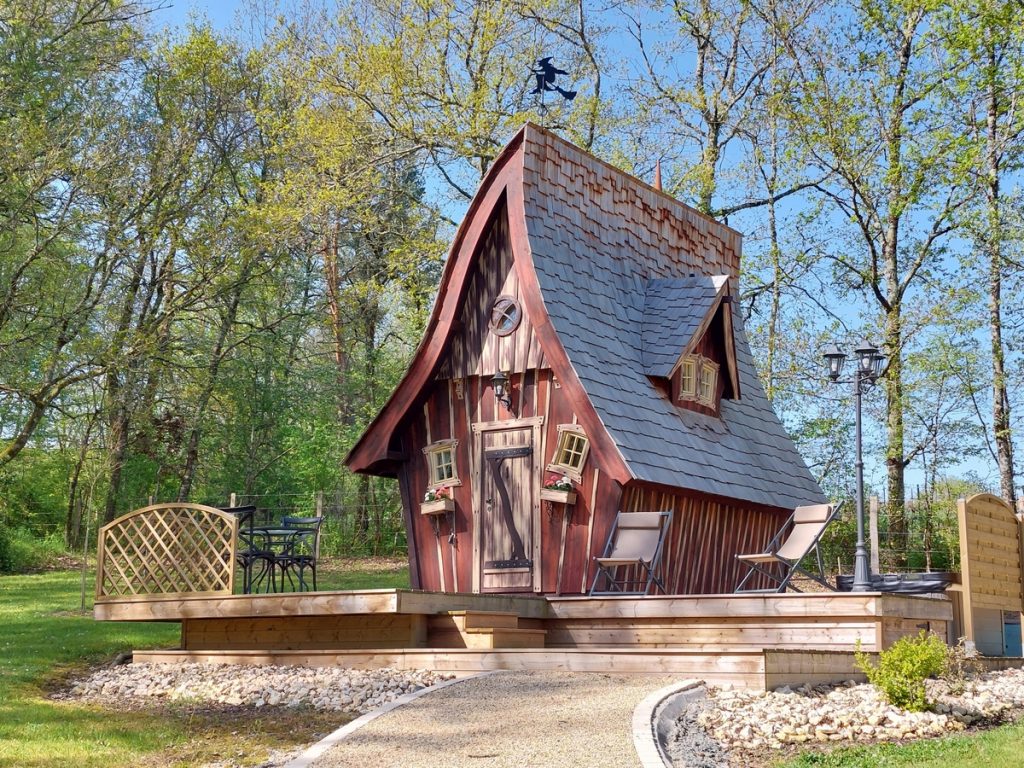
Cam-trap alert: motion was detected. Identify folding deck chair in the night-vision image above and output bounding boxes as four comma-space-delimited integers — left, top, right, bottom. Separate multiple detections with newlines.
733, 502, 843, 593
589, 510, 673, 596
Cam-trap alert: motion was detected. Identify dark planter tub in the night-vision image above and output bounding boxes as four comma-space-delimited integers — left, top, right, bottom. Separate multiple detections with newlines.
835, 571, 959, 594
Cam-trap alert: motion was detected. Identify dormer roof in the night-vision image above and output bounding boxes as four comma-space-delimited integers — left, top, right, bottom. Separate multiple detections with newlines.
640, 275, 741, 404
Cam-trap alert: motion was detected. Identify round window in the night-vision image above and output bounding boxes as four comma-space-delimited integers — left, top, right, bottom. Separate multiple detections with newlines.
489, 296, 522, 337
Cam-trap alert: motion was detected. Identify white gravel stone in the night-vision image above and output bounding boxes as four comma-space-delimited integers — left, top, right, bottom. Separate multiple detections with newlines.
57, 662, 455, 716
693, 665, 1024, 758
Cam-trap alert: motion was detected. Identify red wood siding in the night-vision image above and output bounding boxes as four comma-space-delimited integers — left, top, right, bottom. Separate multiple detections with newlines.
620, 486, 787, 594
397, 366, 618, 595
398, 362, 786, 596
393, 203, 624, 594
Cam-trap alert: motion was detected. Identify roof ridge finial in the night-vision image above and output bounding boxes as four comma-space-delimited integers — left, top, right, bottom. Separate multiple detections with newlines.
653, 159, 663, 191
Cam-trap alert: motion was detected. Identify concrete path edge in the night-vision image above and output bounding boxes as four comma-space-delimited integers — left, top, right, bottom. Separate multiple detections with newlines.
632, 679, 704, 768
282, 672, 498, 768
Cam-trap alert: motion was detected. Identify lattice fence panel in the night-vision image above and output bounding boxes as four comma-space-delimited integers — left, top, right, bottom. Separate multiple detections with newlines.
96, 503, 237, 601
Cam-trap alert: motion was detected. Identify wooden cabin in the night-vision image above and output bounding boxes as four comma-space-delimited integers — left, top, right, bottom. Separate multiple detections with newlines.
345, 123, 825, 597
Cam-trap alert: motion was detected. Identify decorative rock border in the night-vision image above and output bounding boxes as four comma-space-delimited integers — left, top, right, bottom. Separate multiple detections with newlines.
632, 679, 703, 768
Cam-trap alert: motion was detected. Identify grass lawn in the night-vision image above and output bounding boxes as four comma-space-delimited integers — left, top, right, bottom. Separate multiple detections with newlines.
0, 560, 409, 768
777, 720, 1024, 768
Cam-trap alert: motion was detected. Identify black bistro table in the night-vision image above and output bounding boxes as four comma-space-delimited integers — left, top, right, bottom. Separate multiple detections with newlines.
247, 522, 321, 593
222, 506, 321, 593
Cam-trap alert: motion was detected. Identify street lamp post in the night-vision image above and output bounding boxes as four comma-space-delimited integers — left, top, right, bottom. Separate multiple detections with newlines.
823, 341, 886, 592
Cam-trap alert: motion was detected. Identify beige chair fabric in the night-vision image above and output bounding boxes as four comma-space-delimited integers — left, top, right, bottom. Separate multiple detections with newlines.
734, 502, 841, 593
590, 510, 672, 596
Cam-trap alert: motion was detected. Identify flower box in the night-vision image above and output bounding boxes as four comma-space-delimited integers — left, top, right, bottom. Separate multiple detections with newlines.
540, 488, 577, 505
421, 498, 455, 515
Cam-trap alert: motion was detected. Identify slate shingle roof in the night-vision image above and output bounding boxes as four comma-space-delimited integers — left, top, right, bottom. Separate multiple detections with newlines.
520, 126, 825, 510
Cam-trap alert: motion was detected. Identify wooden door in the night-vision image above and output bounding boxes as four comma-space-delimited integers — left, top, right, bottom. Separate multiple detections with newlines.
473, 419, 542, 593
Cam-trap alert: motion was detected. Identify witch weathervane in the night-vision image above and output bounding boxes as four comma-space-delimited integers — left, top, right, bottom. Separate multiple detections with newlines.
529, 57, 576, 113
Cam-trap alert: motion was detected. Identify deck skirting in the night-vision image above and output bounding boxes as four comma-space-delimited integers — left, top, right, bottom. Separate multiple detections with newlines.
104, 588, 955, 689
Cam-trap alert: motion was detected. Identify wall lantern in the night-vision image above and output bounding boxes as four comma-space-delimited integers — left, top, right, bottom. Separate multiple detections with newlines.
492, 370, 512, 411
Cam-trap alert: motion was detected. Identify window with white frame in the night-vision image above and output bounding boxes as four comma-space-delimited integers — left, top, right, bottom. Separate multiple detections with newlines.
698, 359, 719, 407
423, 440, 460, 488
679, 357, 697, 400
547, 425, 590, 481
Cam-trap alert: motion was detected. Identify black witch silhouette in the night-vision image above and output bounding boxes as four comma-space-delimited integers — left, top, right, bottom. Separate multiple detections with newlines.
530, 57, 577, 102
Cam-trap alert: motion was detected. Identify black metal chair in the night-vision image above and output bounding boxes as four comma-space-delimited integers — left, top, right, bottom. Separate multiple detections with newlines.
220, 505, 275, 594
275, 515, 323, 592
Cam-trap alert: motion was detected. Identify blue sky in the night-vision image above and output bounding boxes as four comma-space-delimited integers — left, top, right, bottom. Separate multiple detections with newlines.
148, 0, 240, 30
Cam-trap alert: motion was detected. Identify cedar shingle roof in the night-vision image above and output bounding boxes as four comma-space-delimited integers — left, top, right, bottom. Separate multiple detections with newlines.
521, 125, 824, 510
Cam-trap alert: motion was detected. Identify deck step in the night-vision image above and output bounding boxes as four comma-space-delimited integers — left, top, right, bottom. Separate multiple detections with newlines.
432, 610, 522, 630
431, 627, 547, 649
426, 610, 546, 649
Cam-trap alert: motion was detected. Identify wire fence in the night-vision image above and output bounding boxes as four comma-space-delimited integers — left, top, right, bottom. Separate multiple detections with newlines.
820, 496, 965, 576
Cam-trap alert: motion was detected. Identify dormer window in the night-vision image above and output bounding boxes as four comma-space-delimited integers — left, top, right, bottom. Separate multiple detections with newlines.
678, 354, 719, 408
643, 275, 740, 408
679, 358, 697, 400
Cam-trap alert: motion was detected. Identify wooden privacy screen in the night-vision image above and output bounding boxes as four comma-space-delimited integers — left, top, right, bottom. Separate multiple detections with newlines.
953, 493, 1024, 655
96, 503, 237, 601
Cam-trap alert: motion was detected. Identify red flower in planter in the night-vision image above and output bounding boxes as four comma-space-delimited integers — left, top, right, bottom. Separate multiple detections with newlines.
543, 474, 573, 492
424, 486, 452, 502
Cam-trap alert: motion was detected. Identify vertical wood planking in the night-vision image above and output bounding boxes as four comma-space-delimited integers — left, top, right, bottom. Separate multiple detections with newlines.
442, 207, 546, 381
615, 486, 784, 594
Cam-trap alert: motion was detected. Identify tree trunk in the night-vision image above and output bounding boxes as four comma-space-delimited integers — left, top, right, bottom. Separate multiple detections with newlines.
763, 118, 782, 402
102, 248, 150, 522
883, 299, 907, 569
177, 265, 249, 501
65, 414, 97, 549
984, 48, 1016, 507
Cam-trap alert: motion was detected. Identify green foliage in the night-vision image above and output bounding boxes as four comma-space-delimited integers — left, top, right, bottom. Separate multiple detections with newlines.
1, 0, 1022, 567
0, 522, 68, 575
0, 528, 65, 574
855, 632, 948, 711
0, 521, 10, 573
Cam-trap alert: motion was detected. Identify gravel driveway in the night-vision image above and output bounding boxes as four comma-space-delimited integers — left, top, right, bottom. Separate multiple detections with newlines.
309, 671, 678, 768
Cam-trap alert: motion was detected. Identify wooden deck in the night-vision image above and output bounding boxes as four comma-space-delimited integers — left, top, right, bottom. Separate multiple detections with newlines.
99, 588, 953, 689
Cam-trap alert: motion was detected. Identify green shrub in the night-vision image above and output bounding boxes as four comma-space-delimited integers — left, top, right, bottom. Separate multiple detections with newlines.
0, 527, 67, 573
855, 631, 948, 711
0, 519, 11, 572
